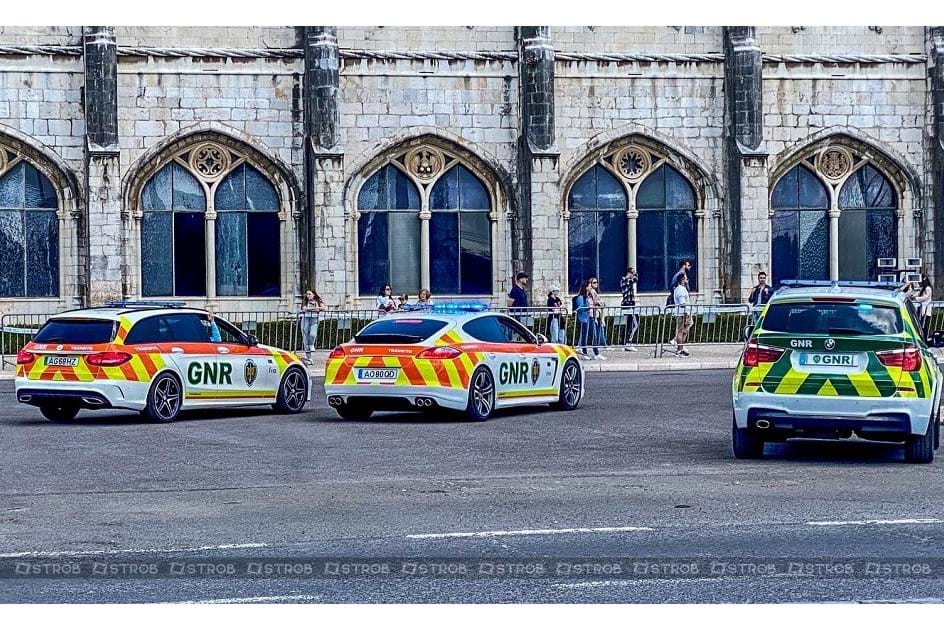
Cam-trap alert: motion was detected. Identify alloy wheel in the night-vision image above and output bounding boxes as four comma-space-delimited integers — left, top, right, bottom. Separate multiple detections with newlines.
154, 377, 180, 420
283, 370, 307, 411
562, 362, 581, 407
472, 371, 494, 417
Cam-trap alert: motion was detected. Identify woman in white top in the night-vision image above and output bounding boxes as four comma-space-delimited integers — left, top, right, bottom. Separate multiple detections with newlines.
376, 285, 397, 316
672, 274, 693, 357
912, 275, 933, 335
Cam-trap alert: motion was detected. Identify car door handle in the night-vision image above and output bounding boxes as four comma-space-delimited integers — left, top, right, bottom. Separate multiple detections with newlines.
171, 347, 184, 354
217, 347, 230, 354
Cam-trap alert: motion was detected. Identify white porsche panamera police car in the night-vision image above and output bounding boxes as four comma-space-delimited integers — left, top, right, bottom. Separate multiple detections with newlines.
323, 305, 585, 421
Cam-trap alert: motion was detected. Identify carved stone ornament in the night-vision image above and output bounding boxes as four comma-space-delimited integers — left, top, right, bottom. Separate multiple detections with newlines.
188, 142, 231, 181
405, 147, 445, 181
817, 147, 853, 181
0, 147, 6, 175
614, 145, 651, 182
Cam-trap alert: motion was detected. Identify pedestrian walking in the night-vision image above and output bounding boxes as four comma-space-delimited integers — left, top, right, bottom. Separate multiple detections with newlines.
507, 272, 530, 323
912, 274, 933, 335
546, 285, 567, 344
587, 276, 608, 360
376, 284, 397, 316
666, 259, 691, 306
620, 267, 639, 351
672, 274, 693, 357
575, 280, 601, 360
299, 289, 326, 365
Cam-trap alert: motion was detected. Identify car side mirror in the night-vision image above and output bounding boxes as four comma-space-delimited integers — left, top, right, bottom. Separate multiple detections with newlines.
535, 333, 547, 346
246, 334, 259, 347
742, 325, 753, 342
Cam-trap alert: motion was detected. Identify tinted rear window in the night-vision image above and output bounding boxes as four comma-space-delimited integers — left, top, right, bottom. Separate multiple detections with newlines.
34, 319, 115, 344
762, 302, 903, 336
355, 318, 448, 344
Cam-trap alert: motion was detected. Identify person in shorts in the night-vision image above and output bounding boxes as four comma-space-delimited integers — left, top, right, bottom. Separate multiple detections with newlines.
673, 274, 693, 357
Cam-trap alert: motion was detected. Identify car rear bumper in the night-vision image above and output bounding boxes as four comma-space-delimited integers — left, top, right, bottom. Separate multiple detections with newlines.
15, 378, 144, 411
733, 391, 933, 436
323, 384, 469, 411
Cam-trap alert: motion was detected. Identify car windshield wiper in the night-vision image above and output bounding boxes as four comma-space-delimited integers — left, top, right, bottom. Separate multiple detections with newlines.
826, 327, 868, 336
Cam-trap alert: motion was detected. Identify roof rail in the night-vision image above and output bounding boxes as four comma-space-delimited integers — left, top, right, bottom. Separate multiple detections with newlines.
100, 300, 188, 309
777, 280, 901, 291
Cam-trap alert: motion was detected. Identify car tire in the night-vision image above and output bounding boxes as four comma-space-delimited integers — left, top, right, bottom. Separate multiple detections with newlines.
274, 367, 309, 414
904, 416, 935, 464
39, 403, 79, 422
552, 359, 582, 411
144, 372, 182, 423
335, 401, 373, 420
465, 366, 495, 422
732, 415, 764, 459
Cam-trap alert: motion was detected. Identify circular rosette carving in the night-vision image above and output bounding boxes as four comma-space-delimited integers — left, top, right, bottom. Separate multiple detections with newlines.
188, 142, 232, 181
817, 147, 853, 181
615, 145, 651, 182
406, 147, 445, 181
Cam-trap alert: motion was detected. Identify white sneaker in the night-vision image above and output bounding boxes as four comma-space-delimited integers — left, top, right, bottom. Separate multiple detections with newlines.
581, 352, 592, 360
624, 345, 638, 352
596, 354, 607, 361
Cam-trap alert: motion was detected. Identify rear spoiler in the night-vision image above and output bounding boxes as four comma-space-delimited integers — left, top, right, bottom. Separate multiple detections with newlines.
777, 280, 904, 294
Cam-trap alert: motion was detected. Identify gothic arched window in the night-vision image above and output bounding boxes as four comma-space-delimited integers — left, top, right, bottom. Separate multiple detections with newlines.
770, 164, 829, 286
566, 165, 627, 293
429, 165, 492, 295
837, 164, 897, 281
0, 158, 59, 297
636, 164, 697, 292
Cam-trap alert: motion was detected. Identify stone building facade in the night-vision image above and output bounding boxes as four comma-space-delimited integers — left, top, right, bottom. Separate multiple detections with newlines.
0, 25, 940, 316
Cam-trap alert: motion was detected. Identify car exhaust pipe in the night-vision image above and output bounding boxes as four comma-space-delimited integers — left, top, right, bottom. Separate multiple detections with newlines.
82, 397, 104, 407
328, 396, 343, 407
18, 394, 31, 403
755, 419, 771, 430
415, 397, 435, 408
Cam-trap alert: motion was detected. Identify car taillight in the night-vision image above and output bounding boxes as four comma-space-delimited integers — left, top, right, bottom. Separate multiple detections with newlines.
16, 350, 35, 365
328, 346, 345, 359
86, 351, 132, 367
417, 346, 463, 359
743, 339, 784, 367
877, 345, 922, 372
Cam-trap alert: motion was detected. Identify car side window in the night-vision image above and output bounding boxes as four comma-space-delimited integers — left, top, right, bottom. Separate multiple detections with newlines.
496, 317, 534, 344
125, 316, 174, 344
461, 317, 508, 343
214, 318, 246, 344
162, 314, 210, 343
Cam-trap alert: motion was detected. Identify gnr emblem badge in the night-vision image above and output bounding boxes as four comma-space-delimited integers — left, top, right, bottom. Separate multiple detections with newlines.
245, 359, 258, 387
531, 358, 540, 385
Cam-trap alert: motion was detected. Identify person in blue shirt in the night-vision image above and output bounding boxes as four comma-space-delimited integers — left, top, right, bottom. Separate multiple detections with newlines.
574, 280, 601, 360
507, 272, 529, 308
206, 310, 222, 343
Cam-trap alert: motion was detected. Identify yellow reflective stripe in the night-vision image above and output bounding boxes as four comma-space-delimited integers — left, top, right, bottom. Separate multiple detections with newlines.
818, 380, 839, 396
458, 353, 476, 375
186, 390, 276, 399
499, 388, 559, 399
442, 360, 462, 388
846, 371, 881, 397
415, 360, 439, 386
325, 359, 342, 383
128, 356, 149, 381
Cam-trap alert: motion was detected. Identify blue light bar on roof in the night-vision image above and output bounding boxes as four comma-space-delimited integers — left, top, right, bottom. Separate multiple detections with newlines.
427, 302, 489, 314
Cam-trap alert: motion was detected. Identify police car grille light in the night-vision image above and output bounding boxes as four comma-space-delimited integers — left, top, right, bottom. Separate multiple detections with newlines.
86, 351, 133, 367
876, 345, 922, 372
417, 346, 463, 359
16, 350, 36, 365
743, 340, 784, 367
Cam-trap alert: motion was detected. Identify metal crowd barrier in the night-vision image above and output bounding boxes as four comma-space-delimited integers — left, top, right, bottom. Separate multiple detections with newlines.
1, 303, 757, 368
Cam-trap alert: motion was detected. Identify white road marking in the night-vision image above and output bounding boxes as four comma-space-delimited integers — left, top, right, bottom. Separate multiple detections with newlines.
181, 594, 320, 604
553, 578, 728, 589
406, 526, 654, 540
0, 542, 268, 559
806, 518, 944, 527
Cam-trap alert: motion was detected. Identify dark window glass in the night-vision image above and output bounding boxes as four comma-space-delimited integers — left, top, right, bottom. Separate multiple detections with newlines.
496, 317, 534, 344
173, 213, 206, 297
430, 213, 459, 295
161, 313, 209, 343
838, 165, 898, 281
461, 316, 509, 343
762, 302, 902, 335
214, 318, 246, 344
172, 164, 206, 210
0, 162, 59, 297
213, 164, 280, 297
636, 165, 697, 292
358, 212, 388, 296
770, 165, 830, 287
566, 165, 628, 292
125, 316, 175, 344
357, 165, 421, 296
34, 319, 115, 344
460, 212, 491, 295
141, 211, 173, 297
356, 317, 449, 343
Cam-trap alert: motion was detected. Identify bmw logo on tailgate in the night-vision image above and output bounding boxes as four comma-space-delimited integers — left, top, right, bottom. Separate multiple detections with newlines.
245, 359, 258, 387
824, 338, 836, 351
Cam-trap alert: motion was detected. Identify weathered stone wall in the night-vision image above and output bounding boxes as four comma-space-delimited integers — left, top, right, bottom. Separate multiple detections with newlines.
556, 26, 723, 53
336, 27, 515, 51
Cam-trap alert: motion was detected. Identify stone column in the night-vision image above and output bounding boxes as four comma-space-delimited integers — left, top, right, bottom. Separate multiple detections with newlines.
303, 26, 346, 304
626, 206, 639, 271
828, 206, 841, 281
723, 26, 768, 302
517, 27, 560, 298
928, 26, 944, 290
83, 26, 123, 304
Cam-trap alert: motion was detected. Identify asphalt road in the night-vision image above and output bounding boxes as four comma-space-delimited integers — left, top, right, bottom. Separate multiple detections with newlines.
2, 370, 943, 603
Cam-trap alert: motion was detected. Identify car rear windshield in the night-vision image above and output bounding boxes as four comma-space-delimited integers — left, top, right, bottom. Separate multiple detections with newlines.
354, 318, 449, 344
33, 319, 116, 344
762, 302, 903, 336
